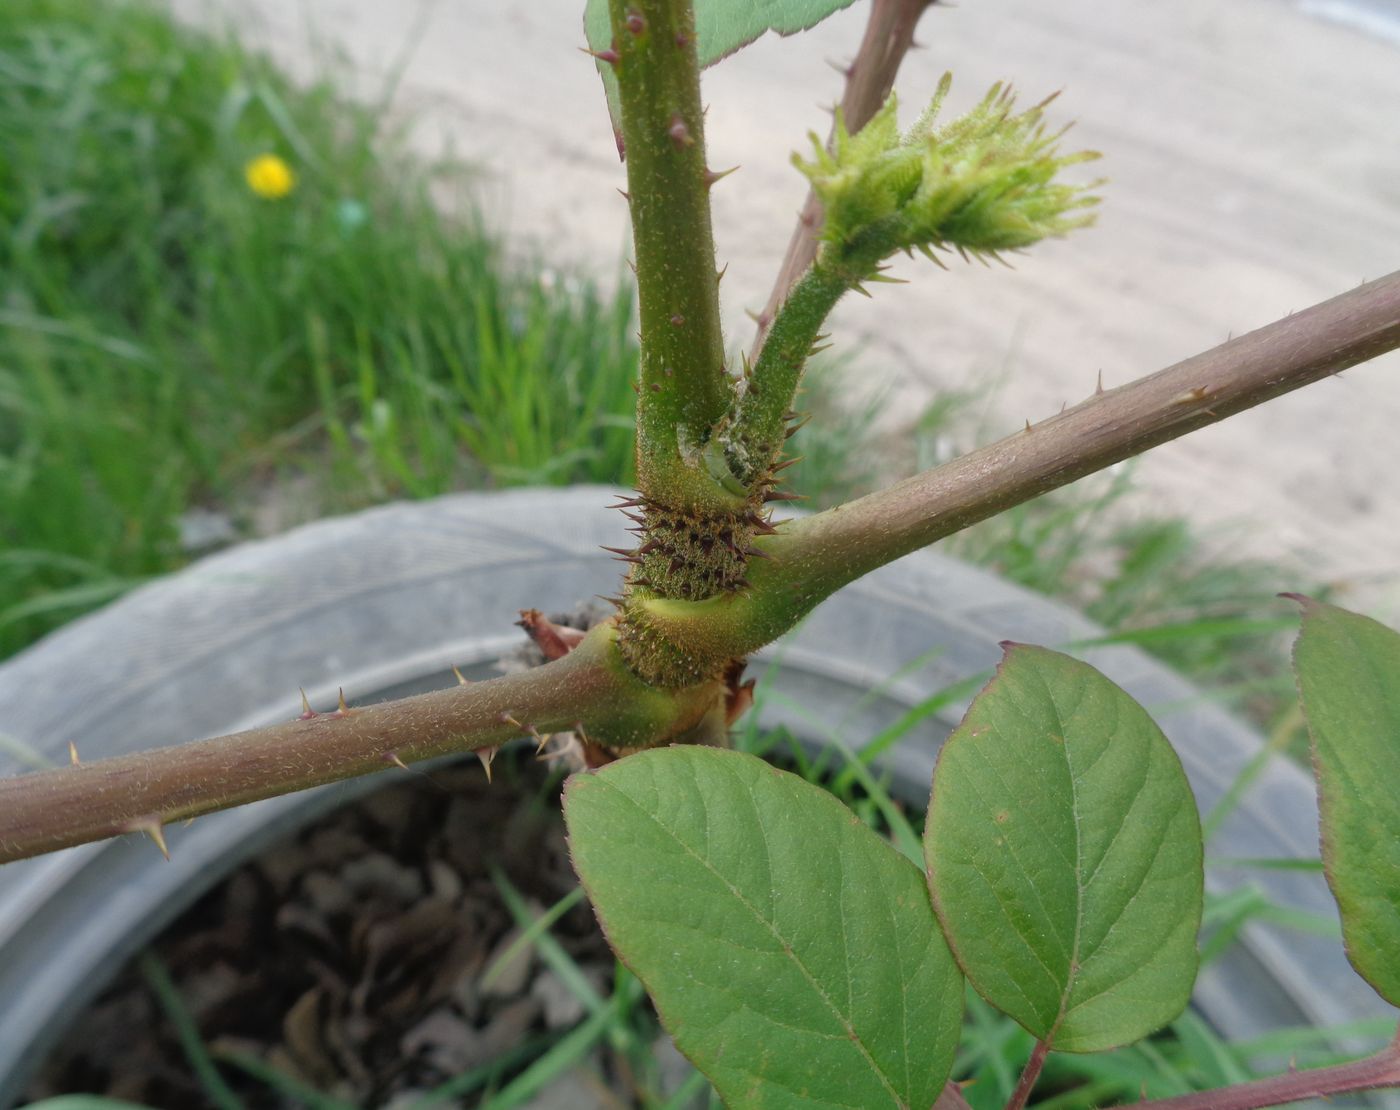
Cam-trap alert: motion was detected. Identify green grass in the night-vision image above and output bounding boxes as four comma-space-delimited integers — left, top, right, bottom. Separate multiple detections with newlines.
0, 0, 639, 658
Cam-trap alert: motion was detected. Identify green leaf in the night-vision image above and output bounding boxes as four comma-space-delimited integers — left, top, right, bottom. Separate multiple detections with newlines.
584, 0, 859, 133
564, 746, 963, 1108
924, 644, 1203, 1053
692, 0, 861, 67
1290, 596, 1400, 1006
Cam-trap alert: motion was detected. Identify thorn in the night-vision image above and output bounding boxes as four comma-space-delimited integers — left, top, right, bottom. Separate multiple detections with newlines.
703, 165, 739, 188
499, 711, 524, 730
807, 342, 833, 357
800, 209, 819, 229
670, 313, 685, 327
744, 307, 771, 330
1173, 385, 1217, 414
125, 816, 170, 861
626, 257, 636, 273
68, 741, 80, 766
477, 745, 499, 782
1288, 1056, 1298, 1075
452, 664, 470, 686
331, 687, 353, 718
616, 187, 630, 202
609, 494, 647, 508
597, 594, 626, 609
630, 381, 640, 394
784, 416, 810, 439
851, 283, 872, 298
734, 578, 752, 591
625, 10, 645, 34
581, 46, 620, 65
771, 456, 802, 473
529, 725, 549, 753
743, 545, 771, 559
601, 544, 636, 557
764, 489, 804, 502
614, 129, 625, 162
1095, 369, 1104, 394
749, 516, 780, 535
384, 751, 411, 772
675, 30, 689, 47
1024, 419, 1033, 433
298, 688, 318, 720
715, 263, 728, 286
649, 382, 661, 392
668, 114, 694, 149
824, 56, 854, 78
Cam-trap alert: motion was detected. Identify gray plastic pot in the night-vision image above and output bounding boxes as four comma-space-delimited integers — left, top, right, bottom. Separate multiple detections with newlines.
0, 486, 1389, 1106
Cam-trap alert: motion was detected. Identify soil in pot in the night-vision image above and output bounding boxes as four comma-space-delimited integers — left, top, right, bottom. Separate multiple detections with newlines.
24, 751, 688, 1109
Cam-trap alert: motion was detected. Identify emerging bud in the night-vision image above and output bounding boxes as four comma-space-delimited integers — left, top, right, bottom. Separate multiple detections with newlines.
793, 75, 1101, 276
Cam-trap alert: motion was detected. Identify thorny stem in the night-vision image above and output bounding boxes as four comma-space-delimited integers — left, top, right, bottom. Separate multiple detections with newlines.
641, 269, 1400, 670
0, 625, 723, 863
1004, 1040, 1049, 1110
2, 273, 1398, 864
728, 262, 850, 483
1136, 1027, 1400, 1110
610, 0, 738, 512
751, 0, 938, 358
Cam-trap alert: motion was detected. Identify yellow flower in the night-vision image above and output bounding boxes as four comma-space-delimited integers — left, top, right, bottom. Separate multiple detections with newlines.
244, 154, 296, 200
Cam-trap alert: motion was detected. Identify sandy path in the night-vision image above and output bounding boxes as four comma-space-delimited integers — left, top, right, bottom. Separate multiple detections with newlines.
178, 0, 1400, 604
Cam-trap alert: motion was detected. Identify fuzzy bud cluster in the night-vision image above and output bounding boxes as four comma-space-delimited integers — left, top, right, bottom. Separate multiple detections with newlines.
794, 75, 1101, 276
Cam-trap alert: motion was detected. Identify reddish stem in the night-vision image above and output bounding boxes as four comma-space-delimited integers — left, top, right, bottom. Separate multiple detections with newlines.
1004, 1039, 1049, 1110
935, 1081, 975, 1110
1138, 1029, 1400, 1110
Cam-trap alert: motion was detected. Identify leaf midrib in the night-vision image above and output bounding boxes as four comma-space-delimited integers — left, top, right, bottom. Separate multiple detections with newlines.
598, 775, 910, 1109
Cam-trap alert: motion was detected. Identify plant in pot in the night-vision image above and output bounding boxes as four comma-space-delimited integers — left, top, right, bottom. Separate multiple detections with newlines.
3, 0, 1400, 1106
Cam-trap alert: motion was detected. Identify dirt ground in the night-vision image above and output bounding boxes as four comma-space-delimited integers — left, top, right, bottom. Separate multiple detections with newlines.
177, 0, 1400, 609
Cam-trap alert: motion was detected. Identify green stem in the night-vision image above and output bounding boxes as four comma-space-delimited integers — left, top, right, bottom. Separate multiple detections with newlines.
728, 262, 849, 483
611, 0, 736, 511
